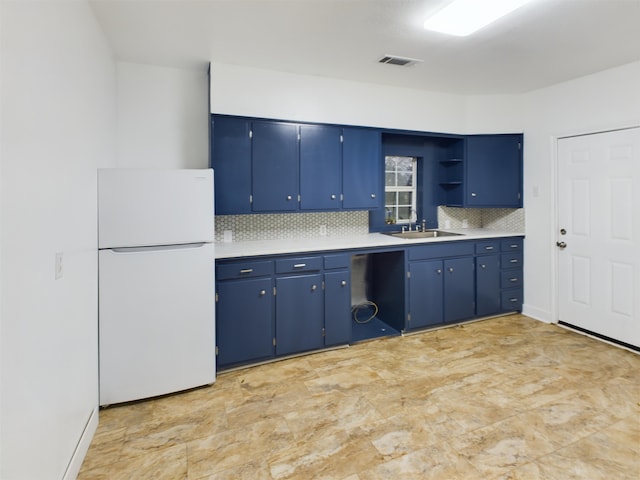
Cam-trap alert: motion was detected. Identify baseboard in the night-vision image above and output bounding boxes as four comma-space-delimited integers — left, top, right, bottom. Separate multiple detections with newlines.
63, 406, 99, 480
521, 304, 552, 323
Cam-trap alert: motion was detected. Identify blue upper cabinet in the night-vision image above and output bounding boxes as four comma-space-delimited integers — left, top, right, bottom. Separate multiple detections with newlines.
464, 134, 523, 208
342, 127, 381, 209
251, 120, 300, 212
210, 116, 252, 214
300, 124, 342, 210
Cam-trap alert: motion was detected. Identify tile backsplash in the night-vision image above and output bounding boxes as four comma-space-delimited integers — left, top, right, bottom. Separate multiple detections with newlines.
215, 211, 369, 242
438, 206, 524, 232
215, 207, 524, 242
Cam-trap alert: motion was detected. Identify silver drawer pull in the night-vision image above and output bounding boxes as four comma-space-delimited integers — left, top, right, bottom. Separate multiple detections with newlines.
239, 269, 253, 274
510, 278, 518, 282
311, 285, 317, 291
286, 195, 292, 200
509, 259, 518, 263
331, 194, 336, 199
509, 298, 518, 302
259, 290, 266, 296
341, 280, 347, 286
371, 193, 376, 199
293, 263, 306, 268
448, 267, 454, 273
510, 244, 519, 248
480, 264, 486, 269
436, 269, 442, 274
485, 246, 494, 250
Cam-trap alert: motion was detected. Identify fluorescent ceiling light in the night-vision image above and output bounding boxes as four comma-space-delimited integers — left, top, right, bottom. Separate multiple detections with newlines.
424, 0, 534, 36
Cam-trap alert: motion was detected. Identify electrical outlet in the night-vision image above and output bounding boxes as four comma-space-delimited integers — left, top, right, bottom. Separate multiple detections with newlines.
319, 225, 327, 236
55, 252, 63, 280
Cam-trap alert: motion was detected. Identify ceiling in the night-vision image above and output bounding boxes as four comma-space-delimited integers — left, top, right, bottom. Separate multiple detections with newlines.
89, 0, 640, 95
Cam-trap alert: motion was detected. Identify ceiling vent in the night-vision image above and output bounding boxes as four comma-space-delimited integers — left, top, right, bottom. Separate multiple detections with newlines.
378, 55, 423, 67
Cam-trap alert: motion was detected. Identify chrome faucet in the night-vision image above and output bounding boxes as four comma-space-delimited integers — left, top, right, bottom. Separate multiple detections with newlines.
421, 219, 427, 232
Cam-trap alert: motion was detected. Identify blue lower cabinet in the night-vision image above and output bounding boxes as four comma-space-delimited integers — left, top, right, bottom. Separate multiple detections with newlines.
476, 255, 501, 317
501, 289, 523, 311
408, 260, 444, 329
324, 270, 351, 346
443, 257, 475, 323
275, 274, 324, 356
216, 277, 274, 368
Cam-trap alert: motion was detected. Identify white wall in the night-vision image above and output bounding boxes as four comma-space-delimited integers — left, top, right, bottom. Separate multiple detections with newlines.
116, 62, 209, 169
0, 1, 116, 479
210, 63, 466, 133
518, 61, 640, 322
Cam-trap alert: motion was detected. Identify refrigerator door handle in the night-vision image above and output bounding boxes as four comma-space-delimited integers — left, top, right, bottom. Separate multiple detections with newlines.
109, 242, 208, 253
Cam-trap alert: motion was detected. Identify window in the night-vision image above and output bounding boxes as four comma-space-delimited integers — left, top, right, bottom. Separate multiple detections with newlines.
384, 156, 417, 224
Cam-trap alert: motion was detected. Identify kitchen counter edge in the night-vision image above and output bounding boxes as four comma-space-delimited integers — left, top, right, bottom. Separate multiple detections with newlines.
215, 229, 524, 259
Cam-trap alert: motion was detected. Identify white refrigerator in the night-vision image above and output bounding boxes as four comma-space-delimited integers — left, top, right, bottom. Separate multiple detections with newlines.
98, 168, 215, 406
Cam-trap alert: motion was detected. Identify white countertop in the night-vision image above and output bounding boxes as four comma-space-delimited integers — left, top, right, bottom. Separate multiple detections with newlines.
215, 229, 524, 259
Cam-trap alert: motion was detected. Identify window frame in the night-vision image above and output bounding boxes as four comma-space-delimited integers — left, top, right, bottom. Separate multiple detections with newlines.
384, 156, 418, 225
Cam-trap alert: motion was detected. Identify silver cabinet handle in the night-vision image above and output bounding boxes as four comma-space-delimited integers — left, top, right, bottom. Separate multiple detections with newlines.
510, 244, 519, 248
509, 297, 518, 302
259, 290, 266, 296
448, 267, 454, 273
436, 269, 442, 274
239, 269, 253, 274
485, 246, 494, 250
509, 259, 518, 263
311, 285, 317, 291
371, 193, 376, 199
331, 194, 336, 200
286, 195, 292, 200
556, 241, 567, 249
480, 264, 486, 269
293, 263, 306, 268
471, 192, 477, 197
341, 280, 347, 286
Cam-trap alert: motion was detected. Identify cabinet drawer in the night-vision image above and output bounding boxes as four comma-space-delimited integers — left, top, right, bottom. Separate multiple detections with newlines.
475, 241, 500, 254
409, 242, 474, 261
276, 256, 323, 274
500, 270, 522, 288
216, 260, 274, 280
501, 253, 522, 268
501, 289, 523, 311
501, 238, 523, 252
324, 254, 350, 270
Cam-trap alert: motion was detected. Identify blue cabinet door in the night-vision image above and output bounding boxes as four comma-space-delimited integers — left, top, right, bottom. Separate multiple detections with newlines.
444, 257, 475, 322
324, 270, 351, 346
342, 128, 381, 209
476, 255, 501, 316
211, 116, 252, 214
216, 278, 274, 368
408, 260, 444, 329
275, 274, 324, 356
465, 134, 522, 207
300, 124, 342, 210
252, 121, 299, 212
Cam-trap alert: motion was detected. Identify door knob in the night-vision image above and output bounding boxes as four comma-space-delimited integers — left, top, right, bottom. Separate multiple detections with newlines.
556, 241, 567, 249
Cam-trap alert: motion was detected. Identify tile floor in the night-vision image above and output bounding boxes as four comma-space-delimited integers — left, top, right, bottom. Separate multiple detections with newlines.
78, 314, 640, 479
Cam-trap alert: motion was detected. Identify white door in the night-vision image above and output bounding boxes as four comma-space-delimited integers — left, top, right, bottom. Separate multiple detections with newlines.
557, 127, 640, 348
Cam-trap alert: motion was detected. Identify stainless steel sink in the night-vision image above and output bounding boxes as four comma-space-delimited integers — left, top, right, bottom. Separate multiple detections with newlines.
383, 230, 464, 239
